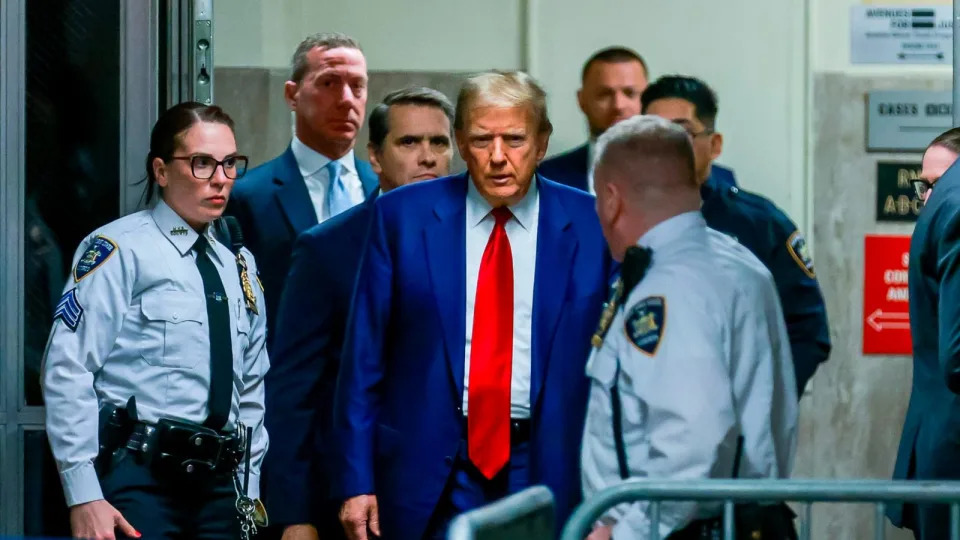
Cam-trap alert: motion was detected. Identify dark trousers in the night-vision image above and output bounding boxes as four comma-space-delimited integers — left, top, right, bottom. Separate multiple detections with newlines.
99, 449, 241, 539
905, 502, 953, 540
423, 439, 531, 539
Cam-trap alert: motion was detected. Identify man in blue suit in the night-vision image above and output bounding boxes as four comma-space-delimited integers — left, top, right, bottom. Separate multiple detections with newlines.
227, 32, 378, 345
643, 75, 830, 395
334, 71, 613, 540
538, 46, 737, 194
264, 87, 455, 540
888, 128, 960, 539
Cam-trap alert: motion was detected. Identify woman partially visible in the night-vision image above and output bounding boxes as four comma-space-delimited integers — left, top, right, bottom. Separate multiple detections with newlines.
890, 127, 960, 539
913, 127, 960, 205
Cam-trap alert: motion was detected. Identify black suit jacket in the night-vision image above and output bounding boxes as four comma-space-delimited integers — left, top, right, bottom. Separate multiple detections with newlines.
889, 159, 960, 535
538, 143, 739, 192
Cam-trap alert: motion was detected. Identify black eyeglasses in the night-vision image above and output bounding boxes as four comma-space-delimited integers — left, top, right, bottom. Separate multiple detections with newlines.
171, 155, 249, 180
912, 178, 934, 202
685, 127, 714, 138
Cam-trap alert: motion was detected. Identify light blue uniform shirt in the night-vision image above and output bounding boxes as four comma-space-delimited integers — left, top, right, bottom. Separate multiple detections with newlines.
581, 211, 797, 538
41, 199, 269, 506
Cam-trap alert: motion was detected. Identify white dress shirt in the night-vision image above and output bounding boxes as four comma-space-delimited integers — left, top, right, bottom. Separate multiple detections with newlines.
290, 135, 365, 222
463, 177, 539, 419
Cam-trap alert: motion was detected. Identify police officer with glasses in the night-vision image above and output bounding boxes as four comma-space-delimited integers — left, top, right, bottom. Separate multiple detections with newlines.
42, 102, 269, 540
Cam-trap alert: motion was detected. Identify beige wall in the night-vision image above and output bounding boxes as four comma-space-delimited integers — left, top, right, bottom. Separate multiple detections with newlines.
214, 0, 809, 229
215, 0, 523, 71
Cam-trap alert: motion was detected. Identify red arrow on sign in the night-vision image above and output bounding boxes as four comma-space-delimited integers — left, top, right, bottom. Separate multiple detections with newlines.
866, 309, 910, 332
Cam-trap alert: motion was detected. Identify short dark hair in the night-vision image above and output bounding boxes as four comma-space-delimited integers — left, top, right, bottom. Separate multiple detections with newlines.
641, 75, 719, 129
144, 102, 235, 203
929, 127, 960, 154
368, 87, 454, 150
581, 46, 648, 83
290, 32, 362, 84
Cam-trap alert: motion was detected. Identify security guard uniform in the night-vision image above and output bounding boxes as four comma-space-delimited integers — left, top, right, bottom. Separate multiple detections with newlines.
581, 211, 798, 538
700, 174, 831, 395
41, 199, 269, 538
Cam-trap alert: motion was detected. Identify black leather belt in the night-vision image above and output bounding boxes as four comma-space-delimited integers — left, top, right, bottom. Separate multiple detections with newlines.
461, 417, 532, 445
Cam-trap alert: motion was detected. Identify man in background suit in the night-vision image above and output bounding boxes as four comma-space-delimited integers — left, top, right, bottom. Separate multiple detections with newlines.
888, 128, 960, 539
227, 32, 378, 345
264, 87, 455, 540
334, 71, 613, 540
538, 46, 737, 192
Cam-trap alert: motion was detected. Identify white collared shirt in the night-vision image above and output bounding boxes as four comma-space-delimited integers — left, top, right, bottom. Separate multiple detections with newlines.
463, 177, 539, 419
290, 135, 365, 222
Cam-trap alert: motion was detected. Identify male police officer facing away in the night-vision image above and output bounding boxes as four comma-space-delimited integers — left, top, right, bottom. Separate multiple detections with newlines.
581, 115, 797, 539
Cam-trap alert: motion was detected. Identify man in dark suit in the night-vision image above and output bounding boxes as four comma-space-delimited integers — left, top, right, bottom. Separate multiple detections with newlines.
642, 75, 830, 396
227, 32, 378, 345
263, 87, 455, 540
888, 128, 960, 539
334, 71, 613, 540
539, 46, 737, 194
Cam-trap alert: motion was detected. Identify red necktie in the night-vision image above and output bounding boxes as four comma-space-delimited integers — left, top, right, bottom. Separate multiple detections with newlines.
468, 206, 514, 479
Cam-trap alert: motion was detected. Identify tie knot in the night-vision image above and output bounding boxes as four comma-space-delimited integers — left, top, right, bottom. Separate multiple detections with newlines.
491, 206, 512, 227
326, 160, 341, 178
192, 235, 209, 254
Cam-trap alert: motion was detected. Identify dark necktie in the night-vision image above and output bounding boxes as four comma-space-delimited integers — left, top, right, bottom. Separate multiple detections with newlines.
467, 206, 514, 479
193, 235, 233, 430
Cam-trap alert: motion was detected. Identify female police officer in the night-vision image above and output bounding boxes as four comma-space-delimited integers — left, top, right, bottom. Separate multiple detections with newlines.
41, 102, 268, 540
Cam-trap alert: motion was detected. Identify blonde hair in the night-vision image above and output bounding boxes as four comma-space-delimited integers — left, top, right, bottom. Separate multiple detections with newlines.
454, 70, 552, 134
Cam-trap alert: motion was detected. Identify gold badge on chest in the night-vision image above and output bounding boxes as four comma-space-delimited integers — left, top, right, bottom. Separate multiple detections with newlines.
591, 277, 624, 348
236, 253, 259, 315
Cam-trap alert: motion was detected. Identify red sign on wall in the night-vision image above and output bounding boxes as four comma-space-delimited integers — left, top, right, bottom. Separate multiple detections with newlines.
862, 234, 912, 355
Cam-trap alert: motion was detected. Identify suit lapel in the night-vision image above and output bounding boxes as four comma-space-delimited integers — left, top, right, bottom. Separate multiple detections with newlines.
423, 175, 468, 397
530, 177, 576, 409
356, 158, 380, 198
274, 146, 317, 235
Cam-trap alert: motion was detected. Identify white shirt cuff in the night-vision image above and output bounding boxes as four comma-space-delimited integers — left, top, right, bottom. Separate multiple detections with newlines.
61, 462, 104, 507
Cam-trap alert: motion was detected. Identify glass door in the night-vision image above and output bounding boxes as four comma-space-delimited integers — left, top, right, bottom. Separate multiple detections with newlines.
0, 0, 212, 533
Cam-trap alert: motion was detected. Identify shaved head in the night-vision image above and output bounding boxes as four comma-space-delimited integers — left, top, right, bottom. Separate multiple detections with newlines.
592, 115, 702, 260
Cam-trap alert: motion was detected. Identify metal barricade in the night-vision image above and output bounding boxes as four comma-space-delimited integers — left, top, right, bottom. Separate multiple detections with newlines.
560, 479, 960, 540
447, 485, 555, 540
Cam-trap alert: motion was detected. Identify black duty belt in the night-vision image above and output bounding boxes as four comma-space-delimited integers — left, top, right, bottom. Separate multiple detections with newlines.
124, 418, 244, 476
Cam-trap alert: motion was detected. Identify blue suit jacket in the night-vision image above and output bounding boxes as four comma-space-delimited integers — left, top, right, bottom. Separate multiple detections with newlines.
263, 193, 378, 527
700, 175, 831, 394
538, 143, 738, 191
227, 146, 378, 347
888, 159, 960, 534
333, 173, 612, 539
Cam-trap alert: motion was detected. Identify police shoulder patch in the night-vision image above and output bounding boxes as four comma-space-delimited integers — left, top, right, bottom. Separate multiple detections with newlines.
624, 295, 666, 356
786, 231, 815, 278
54, 288, 83, 331
73, 235, 118, 282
